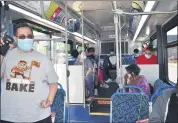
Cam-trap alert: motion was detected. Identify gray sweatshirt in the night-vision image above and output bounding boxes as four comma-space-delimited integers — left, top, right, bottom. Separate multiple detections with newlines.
149, 88, 177, 123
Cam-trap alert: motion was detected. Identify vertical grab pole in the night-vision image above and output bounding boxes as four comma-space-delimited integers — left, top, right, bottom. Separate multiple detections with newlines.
118, 14, 123, 91
81, 5, 85, 108
114, 12, 120, 87
97, 37, 100, 76
93, 31, 99, 75
64, 1, 70, 123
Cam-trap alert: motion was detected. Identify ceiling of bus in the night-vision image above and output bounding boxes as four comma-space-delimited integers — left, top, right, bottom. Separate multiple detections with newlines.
67, 1, 177, 42
67, 1, 132, 33
67, 1, 132, 27
8, 1, 177, 43
138, 1, 177, 41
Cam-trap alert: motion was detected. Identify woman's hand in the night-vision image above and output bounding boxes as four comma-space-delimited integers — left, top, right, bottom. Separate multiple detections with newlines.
124, 74, 128, 85
124, 74, 128, 81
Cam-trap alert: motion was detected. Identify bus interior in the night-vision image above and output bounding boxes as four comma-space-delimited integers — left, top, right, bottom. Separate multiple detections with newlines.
0, 1, 177, 123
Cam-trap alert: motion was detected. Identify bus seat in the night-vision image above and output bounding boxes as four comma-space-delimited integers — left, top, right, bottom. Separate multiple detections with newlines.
149, 84, 176, 113
51, 83, 66, 123
151, 82, 176, 104
153, 79, 166, 93
111, 86, 149, 123
68, 57, 77, 65
122, 55, 136, 65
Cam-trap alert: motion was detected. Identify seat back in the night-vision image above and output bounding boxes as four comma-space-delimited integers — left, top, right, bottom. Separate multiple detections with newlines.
111, 86, 149, 123
153, 79, 165, 93
51, 83, 66, 123
122, 55, 136, 65
151, 79, 176, 104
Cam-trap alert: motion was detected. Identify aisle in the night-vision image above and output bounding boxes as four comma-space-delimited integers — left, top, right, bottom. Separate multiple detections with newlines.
65, 105, 109, 122
98, 82, 119, 98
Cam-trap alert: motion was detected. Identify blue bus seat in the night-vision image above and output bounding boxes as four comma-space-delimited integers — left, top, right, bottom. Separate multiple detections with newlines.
153, 79, 166, 93
111, 86, 149, 123
68, 56, 77, 65
122, 55, 136, 65
151, 79, 176, 104
51, 83, 66, 123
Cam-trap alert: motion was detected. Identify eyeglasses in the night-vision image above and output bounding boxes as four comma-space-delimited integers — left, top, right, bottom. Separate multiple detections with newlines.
17, 34, 34, 39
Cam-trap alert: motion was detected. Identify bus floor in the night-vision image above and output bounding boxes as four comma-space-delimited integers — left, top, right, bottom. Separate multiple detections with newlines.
85, 81, 119, 104
98, 82, 119, 98
85, 82, 119, 115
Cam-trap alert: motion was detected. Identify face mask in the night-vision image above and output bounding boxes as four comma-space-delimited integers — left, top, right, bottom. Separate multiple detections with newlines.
145, 54, 152, 59
17, 39, 34, 52
110, 52, 115, 55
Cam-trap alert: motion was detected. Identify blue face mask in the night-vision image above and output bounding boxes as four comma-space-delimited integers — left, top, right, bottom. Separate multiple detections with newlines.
17, 39, 34, 52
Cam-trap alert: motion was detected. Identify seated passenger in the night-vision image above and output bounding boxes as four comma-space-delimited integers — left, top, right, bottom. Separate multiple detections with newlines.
132, 48, 139, 59
98, 55, 112, 83
68, 49, 79, 65
137, 82, 178, 123
136, 46, 158, 64
98, 63, 109, 88
108, 49, 116, 69
124, 64, 150, 96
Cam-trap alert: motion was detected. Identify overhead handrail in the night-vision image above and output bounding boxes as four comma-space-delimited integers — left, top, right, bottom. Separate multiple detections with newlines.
64, 2, 70, 123
113, 10, 178, 15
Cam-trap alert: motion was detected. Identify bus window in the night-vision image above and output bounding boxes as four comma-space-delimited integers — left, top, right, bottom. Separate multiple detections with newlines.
152, 38, 157, 55
167, 46, 177, 84
34, 41, 50, 56
167, 26, 177, 43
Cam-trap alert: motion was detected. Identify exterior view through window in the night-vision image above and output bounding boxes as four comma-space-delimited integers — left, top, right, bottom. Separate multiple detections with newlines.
167, 26, 177, 84
167, 46, 177, 84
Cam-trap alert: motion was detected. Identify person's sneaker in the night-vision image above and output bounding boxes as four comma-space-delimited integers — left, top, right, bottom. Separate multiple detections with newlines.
86, 97, 94, 102
102, 84, 109, 88
105, 78, 112, 83
100, 84, 103, 87
94, 89, 99, 96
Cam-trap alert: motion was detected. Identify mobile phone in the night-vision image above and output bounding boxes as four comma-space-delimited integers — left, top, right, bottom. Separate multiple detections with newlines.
0, 33, 14, 56
2, 32, 14, 44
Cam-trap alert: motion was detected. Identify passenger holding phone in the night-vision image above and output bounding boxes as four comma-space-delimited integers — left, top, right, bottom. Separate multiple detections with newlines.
0, 32, 15, 56
124, 64, 150, 97
1, 23, 58, 123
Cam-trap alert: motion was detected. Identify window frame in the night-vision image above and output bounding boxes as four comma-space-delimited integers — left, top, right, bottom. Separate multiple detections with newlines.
162, 13, 178, 84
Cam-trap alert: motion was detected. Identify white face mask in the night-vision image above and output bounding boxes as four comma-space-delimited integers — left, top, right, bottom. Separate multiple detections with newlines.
110, 52, 115, 55
145, 54, 152, 59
